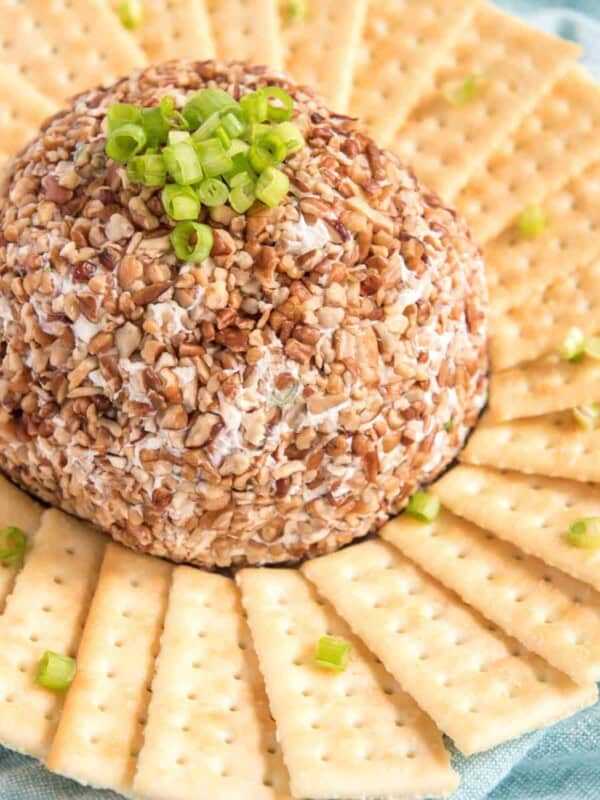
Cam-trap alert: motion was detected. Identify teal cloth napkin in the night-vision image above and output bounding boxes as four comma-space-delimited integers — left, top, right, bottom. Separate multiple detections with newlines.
2, 2, 599, 798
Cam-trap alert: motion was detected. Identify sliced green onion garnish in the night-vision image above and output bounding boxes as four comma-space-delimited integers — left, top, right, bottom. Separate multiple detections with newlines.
406, 492, 440, 523
224, 152, 256, 186
517, 204, 547, 237
161, 184, 200, 221
443, 73, 486, 106
0, 526, 27, 565
183, 88, 238, 129
192, 111, 223, 142
168, 130, 190, 145
193, 137, 233, 178
573, 404, 600, 430
196, 177, 229, 207
159, 95, 189, 131
36, 651, 77, 692
220, 110, 246, 139
140, 106, 170, 147
315, 636, 351, 672
286, 0, 307, 21
275, 121, 305, 154
256, 167, 289, 207
260, 86, 294, 122
271, 381, 300, 407
584, 336, 600, 360
118, 0, 144, 29
559, 327, 585, 362
240, 91, 268, 124
127, 153, 167, 187
105, 123, 147, 163
227, 138, 250, 158
162, 141, 204, 185
229, 179, 256, 214
249, 132, 287, 172
567, 518, 600, 549
107, 103, 142, 133
171, 221, 214, 263
215, 124, 232, 150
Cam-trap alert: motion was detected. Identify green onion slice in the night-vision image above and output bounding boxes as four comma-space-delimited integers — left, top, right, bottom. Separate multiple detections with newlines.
161, 184, 201, 221
567, 517, 600, 549
220, 110, 246, 139
249, 131, 287, 172
517, 204, 547, 238
406, 491, 440, 523
192, 111, 223, 142
260, 86, 294, 122
118, 0, 144, 29
315, 636, 351, 672
443, 72, 486, 107
127, 153, 167, 187
171, 221, 214, 263
240, 91, 268, 125
256, 167, 289, 207
36, 651, 77, 692
573, 404, 600, 430
107, 102, 142, 133
286, 0, 307, 21
193, 137, 233, 178
275, 121, 305, 154
584, 336, 600, 361
229, 179, 256, 214
183, 88, 238, 129
196, 177, 229, 207
105, 123, 147, 163
271, 381, 300, 407
0, 526, 27, 565
162, 141, 204, 185
159, 95, 189, 131
559, 327, 586, 362
168, 130, 190, 145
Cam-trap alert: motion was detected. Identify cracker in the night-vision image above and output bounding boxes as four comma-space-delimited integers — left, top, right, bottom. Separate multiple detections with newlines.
462, 411, 600, 484
281, 0, 368, 112
0, 0, 146, 102
207, 0, 283, 69
0, 66, 57, 157
432, 465, 600, 592
46, 543, 172, 795
391, 5, 580, 201
489, 354, 600, 422
302, 541, 596, 755
109, 0, 216, 61
490, 259, 600, 371
349, 0, 476, 144
0, 510, 105, 759
134, 567, 292, 800
456, 67, 600, 242
237, 568, 458, 799
486, 162, 600, 315
381, 510, 600, 685
0, 475, 43, 612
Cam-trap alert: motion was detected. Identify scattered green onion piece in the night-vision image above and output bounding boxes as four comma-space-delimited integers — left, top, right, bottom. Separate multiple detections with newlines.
227, 138, 250, 158
406, 491, 440, 523
162, 141, 204, 185
183, 88, 238, 129
107, 103, 142, 133
170, 221, 214, 263
517, 204, 547, 238
192, 111, 223, 142
117, 0, 144, 29
567, 517, 600, 549
36, 651, 77, 692
559, 327, 586, 362
220, 110, 246, 139
168, 130, 190, 145
260, 86, 294, 122
443, 417, 454, 432
443, 73, 485, 107
573, 403, 600, 430
256, 167, 289, 207
224, 153, 257, 187
196, 178, 229, 207
315, 636, 351, 672
127, 153, 167, 187
250, 122, 272, 143
140, 107, 170, 147
106, 123, 147, 163
286, 0, 307, 21
161, 184, 201, 221
215, 125, 232, 150
249, 131, 287, 172
275, 121, 305, 154
271, 381, 300, 407
193, 137, 233, 178
159, 95, 189, 131
0, 526, 27, 565
584, 336, 600, 361
229, 178, 256, 214
240, 91, 268, 124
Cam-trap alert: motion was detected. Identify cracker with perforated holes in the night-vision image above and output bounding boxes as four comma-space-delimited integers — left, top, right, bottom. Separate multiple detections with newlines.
462, 411, 600, 483
486, 162, 600, 316
108, 0, 216, 61
433, 465, 600, 592
0, 510, 105, 759
489, 353, 600, 421
456, 67, 600, 243
281, 0, 368, 112
302, 542, 597, 755
206, 0, 283, 69
0, 0, 146, 102
381, 510, 600, 685
46, 544, 172, 795
237, 568, 458, 799
134, 568, 292, 800
391, 4, 580, 201
349, 0, 476, 144
0, 474, 43, 613
0, 65, 57, 157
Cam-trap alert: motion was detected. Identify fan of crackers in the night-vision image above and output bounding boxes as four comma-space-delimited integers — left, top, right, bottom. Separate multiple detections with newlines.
1, 0, 600, 798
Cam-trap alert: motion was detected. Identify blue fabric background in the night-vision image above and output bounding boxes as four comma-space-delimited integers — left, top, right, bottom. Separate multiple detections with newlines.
1, 2, 599, 798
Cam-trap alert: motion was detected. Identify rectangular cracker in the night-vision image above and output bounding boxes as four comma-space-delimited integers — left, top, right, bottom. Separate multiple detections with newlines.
391, 5, 580, 201
302, 541, 596, 755
462, 411, 600, 483
134, 568, 292, 800
490, 258, 600, 371
0, 474, 43, 612
109, 0, 216, 61
0, 509, 105, 759
207, 0, 283, 69
381, 510, 600, 685
489, 354, 600, 422
456, 67, 600, 242
47, 544, 172, 795
349, 0, 476, 144
486, 162, 600, 315
281, 0, 368, 112
432, 465, 600, 592
0, 66, 58, 157
237, 568, 458, 799
0, 0, 146, 102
